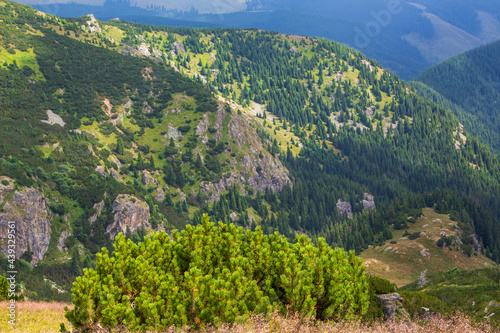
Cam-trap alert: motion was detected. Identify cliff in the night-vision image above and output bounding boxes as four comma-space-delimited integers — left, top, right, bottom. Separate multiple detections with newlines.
106, 194, 151, 240
0, 177, 52, 264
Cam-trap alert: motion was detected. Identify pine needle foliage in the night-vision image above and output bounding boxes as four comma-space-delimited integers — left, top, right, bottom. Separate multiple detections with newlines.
65, 214, 369, 331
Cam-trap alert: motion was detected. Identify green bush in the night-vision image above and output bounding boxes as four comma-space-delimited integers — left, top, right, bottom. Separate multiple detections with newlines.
0, 274, 8, 301
399, 292, 449, 316
66, 214, 369, 331
408, 232, 421, 240
363, 275, 397, 320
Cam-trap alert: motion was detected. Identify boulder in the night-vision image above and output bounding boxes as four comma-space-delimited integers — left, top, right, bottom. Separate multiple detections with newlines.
377, 293, 408, 320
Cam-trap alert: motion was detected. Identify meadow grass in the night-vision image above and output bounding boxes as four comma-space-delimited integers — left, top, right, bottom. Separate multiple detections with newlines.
0, 301, 72, 333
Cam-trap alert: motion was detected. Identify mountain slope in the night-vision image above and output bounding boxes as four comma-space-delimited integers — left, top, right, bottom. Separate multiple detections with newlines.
1, 0, 500, 301
0, 0, 289, 300
413, 40, 500, 155
360, 207, 496, 287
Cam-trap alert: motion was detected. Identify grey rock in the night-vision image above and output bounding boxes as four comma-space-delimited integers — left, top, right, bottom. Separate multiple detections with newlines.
95, 165, 108, 177
137, 42, 150, 56
57, 230, 71, 252
107, 194, 151, 240
89, 200, 105, 224
337, 199, 353, 218
110, 169, 122, 181
377, 293, 408, 320
420, 248, 431, 258
196, 113, 210, 137
172, 41, 186, 54
0, 180, 52, 264
142, 101, 153, 114
41, 110, 65, 127
213, 103, 226, 141
142, 170, 159, 187
200, 111, 290, 203
155, 187, 165, 202
362, 193, 376, 211
164, 124, 182, 141
230, 212, 239, 222
176, 188, 186, 201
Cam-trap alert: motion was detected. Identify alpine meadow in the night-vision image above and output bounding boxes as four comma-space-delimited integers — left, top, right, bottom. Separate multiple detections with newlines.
0, 0, 499, 331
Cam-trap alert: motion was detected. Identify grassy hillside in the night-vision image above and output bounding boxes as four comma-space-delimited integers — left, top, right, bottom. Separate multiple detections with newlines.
401, 267, 500, 324
413, 40, 500, 155
360, 208, 497, 287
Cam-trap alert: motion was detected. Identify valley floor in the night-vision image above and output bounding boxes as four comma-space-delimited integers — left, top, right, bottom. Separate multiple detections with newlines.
0, 302, 496, 333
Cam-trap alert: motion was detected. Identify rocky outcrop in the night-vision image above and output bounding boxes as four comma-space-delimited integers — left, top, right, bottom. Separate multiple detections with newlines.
164, 124, 182, 141
89, 200, 104, 224
200, 110, 290, 203
142, 171, 159, 187
155, 187, 165, 202
176, 188, 186, 201
213, 103, 227, 141
142, 101, 153, 114
172, 41, 186, 55
138, 42, 150, 57
41, 110, 66, 127
377, 293, 408, 320
337, 199, 353, 218
81, 14, 101, 33
57, 230, 71, 252
470, 234, 482, 254
362, 193, 376, 211
107, 195, 151, 240
95, 165, 122, 181
196, 113, 210, 139
0, 177, 52, 264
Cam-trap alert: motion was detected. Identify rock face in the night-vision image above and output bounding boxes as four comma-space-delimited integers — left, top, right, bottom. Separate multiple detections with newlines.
337, 199, 353, 218
200, 109, 291, 203
0, 177, 52, 264
377, 293, 408, 320
172, 41, 186, 54
155, 187, 165, 202
362, 193, 376, 211
106, 195, 150, 240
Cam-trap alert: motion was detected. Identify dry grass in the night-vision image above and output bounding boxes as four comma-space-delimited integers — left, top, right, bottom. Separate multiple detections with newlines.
169, 313, 497, 333
86, 312, 497, 333
0, 301, 72, 333
1, 302, 496, 333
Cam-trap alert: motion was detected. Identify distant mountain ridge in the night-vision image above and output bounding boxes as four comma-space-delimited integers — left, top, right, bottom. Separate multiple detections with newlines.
413, 39, 500, 155
23, 0, 500, 80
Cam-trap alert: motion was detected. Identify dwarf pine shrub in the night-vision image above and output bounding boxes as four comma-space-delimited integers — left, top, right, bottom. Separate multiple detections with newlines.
65, 214, 369, 331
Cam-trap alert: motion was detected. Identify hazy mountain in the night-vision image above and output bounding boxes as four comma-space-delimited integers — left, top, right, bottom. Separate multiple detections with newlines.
23, 0, 500, 80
